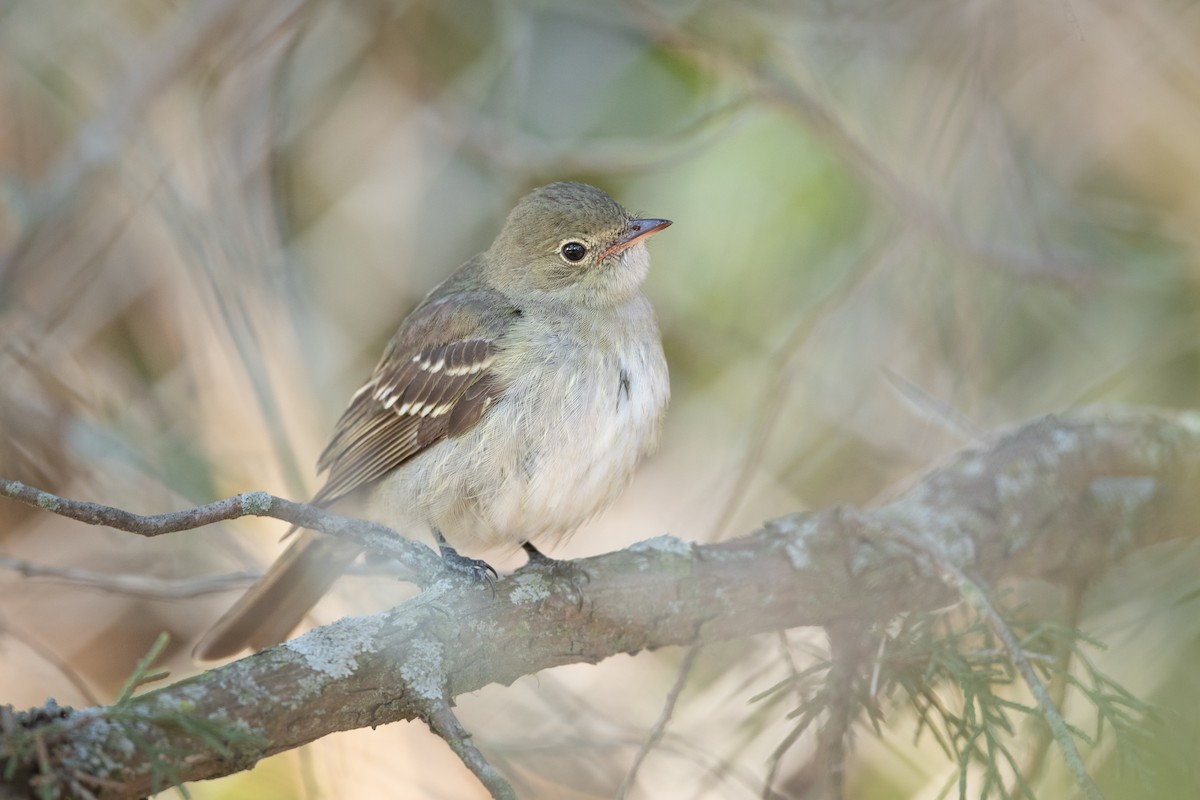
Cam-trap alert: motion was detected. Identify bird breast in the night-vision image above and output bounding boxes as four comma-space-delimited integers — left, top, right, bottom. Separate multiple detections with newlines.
365, 295, 669, 553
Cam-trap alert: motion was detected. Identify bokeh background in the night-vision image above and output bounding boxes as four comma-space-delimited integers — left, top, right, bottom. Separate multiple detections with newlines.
2, 0, 1199, 797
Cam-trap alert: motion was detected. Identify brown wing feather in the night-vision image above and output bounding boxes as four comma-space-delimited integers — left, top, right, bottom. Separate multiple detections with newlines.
311, 336, 503, 507
195, 285, 515, 659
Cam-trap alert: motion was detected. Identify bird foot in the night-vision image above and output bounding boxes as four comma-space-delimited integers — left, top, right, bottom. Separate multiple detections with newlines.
435, 537, 498, 585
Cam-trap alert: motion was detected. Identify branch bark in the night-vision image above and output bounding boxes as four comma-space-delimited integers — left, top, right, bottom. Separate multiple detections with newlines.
2, 406, 1198, 798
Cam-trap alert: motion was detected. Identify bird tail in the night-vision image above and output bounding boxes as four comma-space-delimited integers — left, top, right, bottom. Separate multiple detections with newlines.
193, 531, 362, 661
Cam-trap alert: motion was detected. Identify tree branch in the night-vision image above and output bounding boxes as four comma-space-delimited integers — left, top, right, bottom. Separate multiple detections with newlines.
1, 406, 1197, 798
0, 483, 444, 587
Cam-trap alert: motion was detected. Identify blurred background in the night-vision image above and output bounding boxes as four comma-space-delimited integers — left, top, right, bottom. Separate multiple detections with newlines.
2, 0, 1199, 797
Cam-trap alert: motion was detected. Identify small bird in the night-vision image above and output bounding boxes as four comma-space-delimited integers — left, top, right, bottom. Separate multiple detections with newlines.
195, 182, 671, 659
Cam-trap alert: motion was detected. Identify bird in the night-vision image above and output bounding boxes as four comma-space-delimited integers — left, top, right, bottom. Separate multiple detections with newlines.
194, 181, 671, 659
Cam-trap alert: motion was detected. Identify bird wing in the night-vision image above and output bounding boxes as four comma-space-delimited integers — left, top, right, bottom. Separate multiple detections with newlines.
310, 291, 513, 508
195, 291, 515, 659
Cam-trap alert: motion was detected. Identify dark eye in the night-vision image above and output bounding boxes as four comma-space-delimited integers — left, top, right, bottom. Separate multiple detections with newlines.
560, 241, 587, 263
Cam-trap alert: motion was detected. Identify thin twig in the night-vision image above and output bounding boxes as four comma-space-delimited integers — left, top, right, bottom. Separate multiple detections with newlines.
880, 366, 984, 441
759, 632, 808, 798
424, 92, 753, 176
0, 0, 248, 282
1017, 579, 1087, 791
425, 701, 517, 800
2, 623, 100, 706
622, 0, 1097, 289
817, 623, 869, 800
709, 233, 901, 541
0, 555, 259, 599
0, 479, 443, 586
618, 645, 701, 798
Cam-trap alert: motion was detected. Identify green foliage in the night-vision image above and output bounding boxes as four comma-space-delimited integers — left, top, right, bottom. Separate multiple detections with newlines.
892, 613, 1155, 799
106, 635, 263, 797
752, 609, 1156, 799
1063, 639, 1157, 788
2, 635, 263, 799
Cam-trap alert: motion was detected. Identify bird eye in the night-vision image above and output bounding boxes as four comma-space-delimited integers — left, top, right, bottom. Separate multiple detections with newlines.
560, 241, 587, 263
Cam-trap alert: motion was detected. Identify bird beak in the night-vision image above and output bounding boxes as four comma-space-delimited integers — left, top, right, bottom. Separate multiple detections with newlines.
599, 218, 672, 261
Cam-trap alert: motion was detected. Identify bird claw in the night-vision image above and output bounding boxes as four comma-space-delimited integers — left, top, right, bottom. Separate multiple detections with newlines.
438, 545, 498, 585
433, 529, 498, 586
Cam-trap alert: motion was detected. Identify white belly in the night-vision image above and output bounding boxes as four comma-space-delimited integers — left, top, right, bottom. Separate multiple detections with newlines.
366, 298, 669, 553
